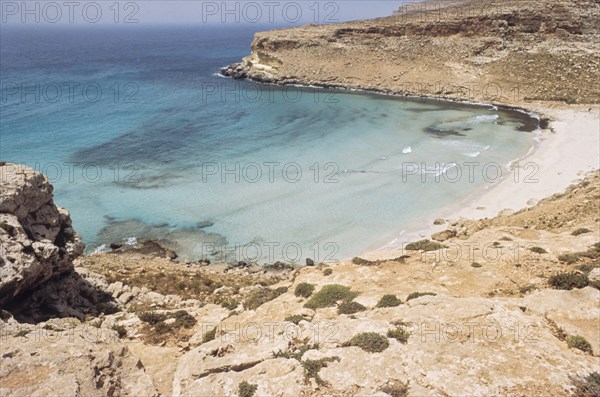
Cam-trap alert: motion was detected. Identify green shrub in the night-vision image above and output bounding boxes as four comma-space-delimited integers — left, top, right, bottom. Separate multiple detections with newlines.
345, 332, 389, 353
387, 325, 410, 344
304, 285, 358, 309
558, 253, 582, 264
572, 228, 592, 236
337, 300, 366, 315
112, 325, 128, 338
566, 335, 593, 354
405, 240, 447, 251
284, 314, 311, 325
302, 357, 339, 385
295, 282, 315, 298
0, 161, 6, 166
548, 272, 589, 290
238, 381, 257, 397
572, 372, 600, 397
406, 292, 436, 301
380, 381, 410, 397
202, 327, 217, 343
499, 236, 513, 241
471, 262, 482, 268
323, 268, 333, 276
376, 294, 402, 308
529, 246, 547, 254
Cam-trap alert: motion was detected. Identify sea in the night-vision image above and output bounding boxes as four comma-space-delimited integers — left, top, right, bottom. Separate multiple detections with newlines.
0, 24, 538, 264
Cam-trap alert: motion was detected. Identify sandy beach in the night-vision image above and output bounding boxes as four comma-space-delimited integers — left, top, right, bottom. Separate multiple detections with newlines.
367, 104, 600, 258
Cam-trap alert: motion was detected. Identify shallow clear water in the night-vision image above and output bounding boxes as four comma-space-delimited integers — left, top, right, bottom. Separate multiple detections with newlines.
0, 25, 536, 263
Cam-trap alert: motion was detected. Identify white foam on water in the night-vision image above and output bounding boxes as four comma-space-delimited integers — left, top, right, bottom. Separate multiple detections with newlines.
468, 114, 499, 123
92, 244, 108, 254
402, 146, 412, 154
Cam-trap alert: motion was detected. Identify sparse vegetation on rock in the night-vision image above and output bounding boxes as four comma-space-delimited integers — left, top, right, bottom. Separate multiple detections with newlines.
304, 284, 358, 309
345, 332, 389, 353
387, 324, 410, 344
529, 246, 548, 254
337, 300, 366, 315
245, 287, 286, 310
323, 268, 333, 276
376, 294, 402, 307
405, 240, 447, 251
302, 357, 340, 385
572, 228, 592, 236
238, 381, 257, 397
571, 372, 600, 397
548, 272, 589, 290
566, 335, 593, 354
406, 292, 437, 301
294, 282, 315, 298
284, 314, 311, 325
380, 381, 410, 397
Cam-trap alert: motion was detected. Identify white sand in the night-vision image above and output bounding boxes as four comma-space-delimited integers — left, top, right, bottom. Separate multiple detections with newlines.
367, 104, 600, 259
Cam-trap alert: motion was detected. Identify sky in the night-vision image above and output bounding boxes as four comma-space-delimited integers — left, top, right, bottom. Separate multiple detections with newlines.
0, 0, 414, 27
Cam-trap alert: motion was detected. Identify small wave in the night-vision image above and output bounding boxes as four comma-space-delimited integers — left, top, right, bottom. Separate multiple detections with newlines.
402, 146, 412, 154
125, 237, 138, 246
468, 114, 499, 124
464, 151, 481, 158
92, 244, 109, 254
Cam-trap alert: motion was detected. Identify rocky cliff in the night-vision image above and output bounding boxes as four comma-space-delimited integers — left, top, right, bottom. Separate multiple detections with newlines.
223, 0, 600, 105
0, 163, 84, 305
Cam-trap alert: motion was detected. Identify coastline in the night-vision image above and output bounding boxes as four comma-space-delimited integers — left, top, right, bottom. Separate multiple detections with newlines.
220, 70, 600, 261
366, 103, 600, 260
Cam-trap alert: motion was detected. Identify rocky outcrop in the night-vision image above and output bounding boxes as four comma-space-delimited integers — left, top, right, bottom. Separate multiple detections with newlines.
0, 163, 84, 305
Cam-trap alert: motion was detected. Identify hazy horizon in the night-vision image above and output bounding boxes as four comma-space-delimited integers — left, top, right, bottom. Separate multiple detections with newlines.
1, 1, 412, 27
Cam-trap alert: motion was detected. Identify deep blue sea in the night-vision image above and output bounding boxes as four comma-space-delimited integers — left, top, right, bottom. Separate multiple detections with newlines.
0, 25, 537, 263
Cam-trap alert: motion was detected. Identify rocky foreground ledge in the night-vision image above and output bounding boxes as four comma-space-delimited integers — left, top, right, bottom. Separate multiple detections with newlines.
222, 0, 599, 106
1, 165, 600, 396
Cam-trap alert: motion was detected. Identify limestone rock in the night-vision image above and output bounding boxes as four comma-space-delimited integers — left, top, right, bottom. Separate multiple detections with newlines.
0, 319, 158, 397
588, 268, 600, 289
0, 164, 84, 305
431, 229, 457, 242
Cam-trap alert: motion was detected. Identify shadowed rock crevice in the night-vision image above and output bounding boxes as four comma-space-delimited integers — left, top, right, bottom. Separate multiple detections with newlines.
3, 271, 119, 324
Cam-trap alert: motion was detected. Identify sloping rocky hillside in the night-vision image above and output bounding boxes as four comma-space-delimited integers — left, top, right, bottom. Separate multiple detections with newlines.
1, 164, 598, 396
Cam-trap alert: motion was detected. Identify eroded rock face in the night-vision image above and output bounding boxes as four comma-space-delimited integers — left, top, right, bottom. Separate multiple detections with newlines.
0, 163, 84, 305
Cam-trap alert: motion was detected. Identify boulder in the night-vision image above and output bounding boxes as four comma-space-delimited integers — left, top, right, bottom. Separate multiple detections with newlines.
431, 229, 457, 242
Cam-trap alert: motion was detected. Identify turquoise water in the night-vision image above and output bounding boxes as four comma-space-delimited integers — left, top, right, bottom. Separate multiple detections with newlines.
0, 26, 536, 263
